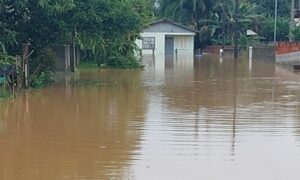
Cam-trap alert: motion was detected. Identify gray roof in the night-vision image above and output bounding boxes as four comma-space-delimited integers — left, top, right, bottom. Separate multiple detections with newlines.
145, 19, 198, 33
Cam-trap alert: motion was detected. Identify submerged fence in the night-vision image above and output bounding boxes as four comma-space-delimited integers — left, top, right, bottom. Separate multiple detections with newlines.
54, 44, 80, 72
204, 45, 275, 62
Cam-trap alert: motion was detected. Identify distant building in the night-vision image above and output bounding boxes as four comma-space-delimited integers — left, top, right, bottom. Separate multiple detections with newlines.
295, 9, 300, 26
136, 19, 197, 56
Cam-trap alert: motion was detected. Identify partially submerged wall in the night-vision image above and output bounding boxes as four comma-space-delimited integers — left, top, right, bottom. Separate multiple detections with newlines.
205, 45, 275, 62
276, 42, 300, 55
252, 46, 275, 62
276, 42, 300, 65
276, 51, 300, 65
204, 45, 233, 54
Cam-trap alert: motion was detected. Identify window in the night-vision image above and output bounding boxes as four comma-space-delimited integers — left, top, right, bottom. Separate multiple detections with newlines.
179, 37, 188, 49
142, 37, 155, 49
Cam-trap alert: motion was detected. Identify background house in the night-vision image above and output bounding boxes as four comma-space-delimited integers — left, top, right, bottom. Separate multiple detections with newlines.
136, 19, 197, 56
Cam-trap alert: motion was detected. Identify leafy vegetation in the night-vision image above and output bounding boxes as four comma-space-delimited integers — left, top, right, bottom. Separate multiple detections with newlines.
0, 0, 153, 87
30, 72, 53, 89
259, 17, 290, 42
292, 26, 300, 41
0, 42, 14, 65
0, 89, 11, 100
158, 0, 294, 46
0, 41, 14, 99
0, 77, 12, 100
0, 0, 154, 93
72, 0, 151, 68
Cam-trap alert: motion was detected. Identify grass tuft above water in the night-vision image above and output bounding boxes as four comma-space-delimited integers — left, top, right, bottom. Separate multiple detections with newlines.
78, 61, 144, 70
78, 62, 105, 69
0, 90, 12, 101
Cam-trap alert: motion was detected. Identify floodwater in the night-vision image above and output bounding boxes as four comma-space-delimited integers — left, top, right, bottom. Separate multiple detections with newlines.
0, 55, 300, 180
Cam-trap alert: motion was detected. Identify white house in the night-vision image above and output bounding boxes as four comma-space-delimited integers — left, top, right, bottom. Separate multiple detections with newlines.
136, 19, 197, 56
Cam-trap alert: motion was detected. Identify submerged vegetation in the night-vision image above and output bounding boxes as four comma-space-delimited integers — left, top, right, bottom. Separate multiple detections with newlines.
0, 70, 14, 100
0, 79, 9, 99
0, 0, 154, 93
30, 72, 53, 89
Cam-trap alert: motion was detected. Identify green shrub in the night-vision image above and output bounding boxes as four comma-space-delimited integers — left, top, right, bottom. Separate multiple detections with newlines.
0, 90, 11, 100
30, 72, 53, 89
0, 42, 14, 65
78, 62, 99, 69
292, 26, 300, 41
259, 17, 289, 41
106, 55, 142, 69
29, 47, 56, 89
239, 35, 261, 47
30, 47, 57, 75
0, 81, 12, 100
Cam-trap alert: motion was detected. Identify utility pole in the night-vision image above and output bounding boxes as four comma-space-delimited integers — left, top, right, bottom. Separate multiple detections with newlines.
72, 28, 77, 73
274, 0, 278, 45
233, 0, 239, 59
290, 0, 295, 42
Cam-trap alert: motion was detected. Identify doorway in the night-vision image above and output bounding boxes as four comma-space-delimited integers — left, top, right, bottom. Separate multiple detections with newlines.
165, 36, 174, 55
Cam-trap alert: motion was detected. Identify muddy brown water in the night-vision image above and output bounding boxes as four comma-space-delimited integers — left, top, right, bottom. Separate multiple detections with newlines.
0, 55, 300, 180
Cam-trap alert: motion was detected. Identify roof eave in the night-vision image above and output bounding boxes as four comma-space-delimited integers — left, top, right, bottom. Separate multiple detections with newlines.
148, 19, 199, 33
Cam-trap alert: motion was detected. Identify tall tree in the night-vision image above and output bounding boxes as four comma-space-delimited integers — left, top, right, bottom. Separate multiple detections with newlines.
159, 0, 261, 46
0, 0, 152, 68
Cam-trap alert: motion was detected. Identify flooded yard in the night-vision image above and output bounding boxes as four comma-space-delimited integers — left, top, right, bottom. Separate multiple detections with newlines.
0, 55, 300, 180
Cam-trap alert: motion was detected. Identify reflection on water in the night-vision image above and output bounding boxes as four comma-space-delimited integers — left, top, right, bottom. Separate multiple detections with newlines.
0, 70, 146, 179
1, 55, 300, 180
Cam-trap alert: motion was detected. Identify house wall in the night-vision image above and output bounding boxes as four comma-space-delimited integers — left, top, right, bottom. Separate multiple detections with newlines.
137, 32, 166, 55
137, 33, 195, 55
136, 32, 195, 70
174, 35, 194, 54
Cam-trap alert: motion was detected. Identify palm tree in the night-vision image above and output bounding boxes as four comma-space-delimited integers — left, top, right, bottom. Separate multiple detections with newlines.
159, 0, 263, 47
159, 0, 211, 29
